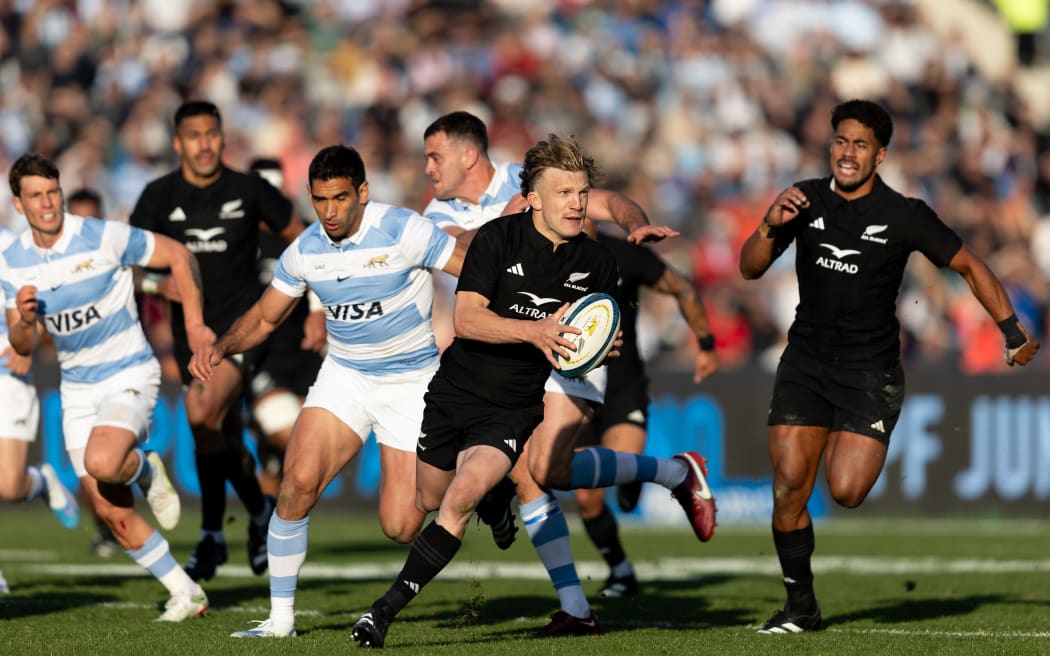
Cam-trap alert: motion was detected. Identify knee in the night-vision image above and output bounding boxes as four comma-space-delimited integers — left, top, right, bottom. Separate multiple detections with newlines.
0, 477, 23, 501
381, 516, 422, 545
575, 489, 603, 519
528, 458, 568, 490
828, 481, 868, 509
84, 450, 122, 484
276, 473, 319, 515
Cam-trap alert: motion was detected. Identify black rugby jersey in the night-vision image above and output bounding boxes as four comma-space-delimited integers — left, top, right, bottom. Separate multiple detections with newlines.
130, 166, 293, 334
440, 211, 619, 407
595, 232, 666, 378
771, 175, 962, 369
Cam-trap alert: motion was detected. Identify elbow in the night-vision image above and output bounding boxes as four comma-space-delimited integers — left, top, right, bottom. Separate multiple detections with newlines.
739, 263, 762, 280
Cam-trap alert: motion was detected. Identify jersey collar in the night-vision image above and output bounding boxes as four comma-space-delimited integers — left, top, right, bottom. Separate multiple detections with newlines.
322, 202, 378, 249
21, 212, 80, 255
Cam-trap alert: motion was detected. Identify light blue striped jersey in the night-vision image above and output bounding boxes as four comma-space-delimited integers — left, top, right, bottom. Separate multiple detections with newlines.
0, 214, 157, 384
271, 201, 455, 376
0, 227, 26, 380
422, 161, 523, 231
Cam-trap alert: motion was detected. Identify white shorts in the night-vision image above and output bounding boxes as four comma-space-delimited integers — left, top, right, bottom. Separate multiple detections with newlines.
303, 357, 436, 453
544, 366, 607, 404
0, 375, 39, 442
60, 359, 161, 476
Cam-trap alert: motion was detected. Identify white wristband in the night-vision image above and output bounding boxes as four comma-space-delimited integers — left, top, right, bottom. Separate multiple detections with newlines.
141, 273, 162, 295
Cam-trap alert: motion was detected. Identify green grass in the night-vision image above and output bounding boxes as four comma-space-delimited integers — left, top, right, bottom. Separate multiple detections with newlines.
2, 509, 1050, 655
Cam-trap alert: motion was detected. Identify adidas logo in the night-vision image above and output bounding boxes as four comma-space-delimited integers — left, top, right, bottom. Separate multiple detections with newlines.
506, 263, 524, 276
809, 216, 825, 230
626, 409, 646, 424
504, 438, 517, 452
402, 579, 420, 594
169, 207, 187, 222
870, 419, 885, 433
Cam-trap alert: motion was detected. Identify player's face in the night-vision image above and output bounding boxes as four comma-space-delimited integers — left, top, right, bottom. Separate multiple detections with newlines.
829, 118, 885, 197
13, 175, 64, 242
527, 168, 589, 245
308, 176, 369, 242
423, 131, 470, 200
174, 114, 225, 186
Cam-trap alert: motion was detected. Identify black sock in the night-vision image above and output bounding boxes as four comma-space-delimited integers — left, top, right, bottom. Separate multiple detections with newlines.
773, 524, 816, 610
224, 441, 264, 516
379, 521, 462, 616
196, 452, 227, 532
582, 504, 627, 569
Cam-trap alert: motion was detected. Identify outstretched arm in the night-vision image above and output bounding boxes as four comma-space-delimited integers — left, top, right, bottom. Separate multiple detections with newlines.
651, 267, 719, 383
587, 189, 679, 244
146, 234, 214, 353
948, 245, 1039, 366
189, 286, 299, 381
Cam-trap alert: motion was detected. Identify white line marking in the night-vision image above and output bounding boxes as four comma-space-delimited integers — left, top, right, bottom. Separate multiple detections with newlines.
20, 556, 1050, 581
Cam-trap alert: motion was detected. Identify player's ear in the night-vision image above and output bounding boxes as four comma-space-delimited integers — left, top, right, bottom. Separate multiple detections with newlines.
357, 180, 369, 203
526, 191, 541, 211
875, 146, 887, 167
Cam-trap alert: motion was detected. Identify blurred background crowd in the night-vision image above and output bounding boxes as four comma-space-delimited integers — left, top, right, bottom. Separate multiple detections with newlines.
1, 0, 1048, 376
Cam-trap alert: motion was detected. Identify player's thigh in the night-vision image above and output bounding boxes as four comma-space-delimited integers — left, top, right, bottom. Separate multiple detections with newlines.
283, 407, 364, 495
527, 392, 594, 478
769, 424, 828, 492
183, 358, 243, 425
824, 430, 888, 506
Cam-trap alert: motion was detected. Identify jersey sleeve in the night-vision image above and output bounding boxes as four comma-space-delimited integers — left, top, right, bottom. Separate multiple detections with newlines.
399, 212, 456, 270
630, 242, 667, 287
422, 198, 458, 229
101, 219, 156, 267
908, 200, 964, 268
255, 178, 294, 235
270, 238, 308, 299
456, 220, 503, 301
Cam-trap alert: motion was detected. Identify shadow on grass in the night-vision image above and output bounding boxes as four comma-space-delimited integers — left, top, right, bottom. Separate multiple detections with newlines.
826, 594, 1022, 627
0, 588, 121, 620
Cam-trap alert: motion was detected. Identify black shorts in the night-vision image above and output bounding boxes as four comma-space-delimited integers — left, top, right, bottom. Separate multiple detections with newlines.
768, 347, 905, 443
173, 326, 268, 387
250, 348, 323, 400
577, 370, 650, 448
417, 372, 544, 472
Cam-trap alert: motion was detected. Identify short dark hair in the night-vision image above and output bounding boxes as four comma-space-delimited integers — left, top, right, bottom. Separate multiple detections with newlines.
831, 99, 893, 148
520, 134, 600, 198
308, 145, 366, 188
174, 100, 222, 130
67, 187, 103, 213
424, 111, 488, 155
9, 152, 59, 197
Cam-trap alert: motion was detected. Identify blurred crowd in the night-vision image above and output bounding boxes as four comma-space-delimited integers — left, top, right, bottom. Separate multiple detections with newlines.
1, 0, 1048, 375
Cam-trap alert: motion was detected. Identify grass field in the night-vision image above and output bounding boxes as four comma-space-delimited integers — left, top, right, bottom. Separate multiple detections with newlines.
2, 508, 1049, 655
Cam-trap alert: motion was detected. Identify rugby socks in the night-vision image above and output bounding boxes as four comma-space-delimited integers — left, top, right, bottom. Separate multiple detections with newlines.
126, 448, 150, 487
128, 529, 197, 596
268, 513, 310, 632
773, 524, 817, 610
24, 465, 45, 501
223, 441, 265, 517
521, 493, 590, 618
377, 521, 461, 616
195, 451, 226, 531
582, 504, 628, 571
570, 447, 687, 489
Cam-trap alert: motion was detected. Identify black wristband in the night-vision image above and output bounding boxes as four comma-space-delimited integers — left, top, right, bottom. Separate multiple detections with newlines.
761, 218, 777, 239
997, 314, 1027, 349
698, 335, 716, 351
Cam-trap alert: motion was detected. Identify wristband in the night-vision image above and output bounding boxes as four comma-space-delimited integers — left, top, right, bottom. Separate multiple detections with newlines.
141, 273, 162, 295
997, 313, 1027, 349
698, 335, 716, 351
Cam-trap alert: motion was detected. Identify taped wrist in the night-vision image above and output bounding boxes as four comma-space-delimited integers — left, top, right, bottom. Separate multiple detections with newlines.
997, 314, 1027, 349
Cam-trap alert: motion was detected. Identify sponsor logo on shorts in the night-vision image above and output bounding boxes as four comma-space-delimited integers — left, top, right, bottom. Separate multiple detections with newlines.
504, 438, 517, 452
870, 419, 885, 433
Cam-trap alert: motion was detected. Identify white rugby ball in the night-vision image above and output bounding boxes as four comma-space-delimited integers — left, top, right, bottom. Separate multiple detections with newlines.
556, 292, 621, 378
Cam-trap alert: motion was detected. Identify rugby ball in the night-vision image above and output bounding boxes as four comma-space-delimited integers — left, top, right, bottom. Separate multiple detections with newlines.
555, 292, 621, 378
